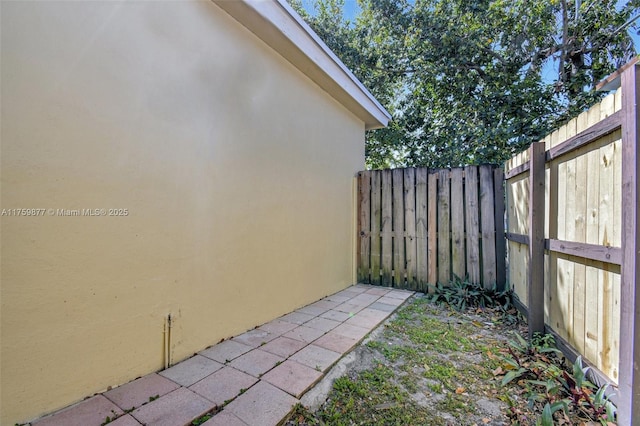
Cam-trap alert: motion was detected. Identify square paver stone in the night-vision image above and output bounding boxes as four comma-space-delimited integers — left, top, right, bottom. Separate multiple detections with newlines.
225, 381, 299, 426
386, 290, 413, 300
324, 294, 351, 304
203, 411, 248, 426
258, 320, 298, 336
190, 367, 258, 405
200, 340, 254, 364
309, 300, 340, 310
377, 296, 406, 306
357, 307, 392, 320
313, 331, 359, 354
159, 354, 223, 387
341, 286, 368, 294
231, 329, 278, 348
332, 323, 370, 340
260, 336, 307, 358
304, 317, 341, 333
229, 349, 284, 377
365, 287, 390, 296
108, 415, 141, 426
334, 302, 366, 315
296, 305, 328, 316
104, 373, 180, 411
336, 285, 364, 297
262, 360, 323, 398
289, 344, 342, 372
344, 313, 384, 329
368, 301, 397, 312
33, 395, 123, 426
283, 325, 325, 343
131, 387, 214, 426
350, 293, 381, 306
320, 309, 352, 322
336, 287, 359, 294
279, 311, 315, 325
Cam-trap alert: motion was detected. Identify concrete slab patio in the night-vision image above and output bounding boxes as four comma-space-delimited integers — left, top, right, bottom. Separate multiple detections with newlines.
31, 285, 413, 426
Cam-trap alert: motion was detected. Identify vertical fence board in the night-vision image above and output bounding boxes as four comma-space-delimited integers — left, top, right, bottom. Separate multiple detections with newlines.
598, 138, 615, 374
358, 171, 371, 283
392, 169, 405, 287
548, 131, 563, 339
415, 168, 428, 290
404, 169, 418, 289
480, 165, 497, 287
599, 265, 614, 380
465, 166, 481, 284
597, 91, 619, 384
528, 142, 546, 338
437, 169, 451, 284
450, 168, 465, 280
370, 172, 382, 285
584, 107, 602, 362
494, 168, 507, 291
611, 271, 621, 384
381, 170, 393, 285
427, 172, 438, 287
573, 152, 587, 355
506, 162, 530, 306
564, 157, 576, 345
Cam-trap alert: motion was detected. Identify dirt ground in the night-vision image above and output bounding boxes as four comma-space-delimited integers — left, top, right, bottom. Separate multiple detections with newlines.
286, 293, 531, 426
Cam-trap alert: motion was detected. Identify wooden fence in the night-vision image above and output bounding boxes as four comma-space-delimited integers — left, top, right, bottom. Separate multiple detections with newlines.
504, 60, 640, 423
357, 165, 506, 291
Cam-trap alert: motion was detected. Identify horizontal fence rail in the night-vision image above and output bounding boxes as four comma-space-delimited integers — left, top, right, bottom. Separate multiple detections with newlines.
357, 166, 505, 291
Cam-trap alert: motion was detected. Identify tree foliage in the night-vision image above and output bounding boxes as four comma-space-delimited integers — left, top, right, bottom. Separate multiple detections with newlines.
291, 0, 639, 168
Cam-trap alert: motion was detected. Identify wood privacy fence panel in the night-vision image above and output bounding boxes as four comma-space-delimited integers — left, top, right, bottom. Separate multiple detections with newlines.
505, 87, 623, 385
357, 166, 505, 291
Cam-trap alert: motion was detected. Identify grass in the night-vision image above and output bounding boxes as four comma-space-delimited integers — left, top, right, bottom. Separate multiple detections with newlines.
293, 363, 438, 426
286, 295, 518, 425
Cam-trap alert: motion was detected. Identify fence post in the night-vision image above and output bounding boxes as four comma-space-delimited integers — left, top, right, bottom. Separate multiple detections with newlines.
528, 142, 545, 339
618, 62, 640, 425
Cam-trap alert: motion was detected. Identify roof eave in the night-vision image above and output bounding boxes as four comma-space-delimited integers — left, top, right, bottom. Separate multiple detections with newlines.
212, 0, 391, 130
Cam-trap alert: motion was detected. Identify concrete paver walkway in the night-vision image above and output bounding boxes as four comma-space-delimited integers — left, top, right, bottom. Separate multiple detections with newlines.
32, 285, 413, 426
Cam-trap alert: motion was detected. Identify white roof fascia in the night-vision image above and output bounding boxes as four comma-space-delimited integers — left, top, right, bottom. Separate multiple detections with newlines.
213, 0, 391, 130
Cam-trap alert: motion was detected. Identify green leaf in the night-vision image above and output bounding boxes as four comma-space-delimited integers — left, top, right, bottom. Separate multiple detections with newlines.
539, 403, 554, 426
501, 368, 527, 386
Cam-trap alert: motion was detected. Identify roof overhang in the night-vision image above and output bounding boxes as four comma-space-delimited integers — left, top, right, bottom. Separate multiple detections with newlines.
212, 0, 391, 130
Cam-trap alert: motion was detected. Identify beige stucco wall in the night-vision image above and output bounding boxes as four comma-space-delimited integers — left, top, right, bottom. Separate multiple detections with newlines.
0, 1, 365, 423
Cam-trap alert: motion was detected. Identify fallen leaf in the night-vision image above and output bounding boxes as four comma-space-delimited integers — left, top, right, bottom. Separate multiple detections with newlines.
455, 387, 465, 394
482, 419, 491, 424
492, 366, 504, 376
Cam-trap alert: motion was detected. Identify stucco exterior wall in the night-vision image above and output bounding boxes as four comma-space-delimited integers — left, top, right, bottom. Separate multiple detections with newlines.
0, 1, 365, 423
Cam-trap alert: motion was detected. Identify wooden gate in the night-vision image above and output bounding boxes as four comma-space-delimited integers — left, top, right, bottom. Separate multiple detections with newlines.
357, 165, 506, 291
